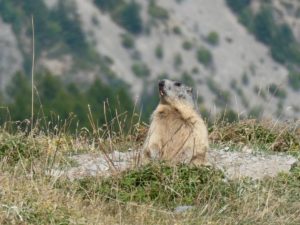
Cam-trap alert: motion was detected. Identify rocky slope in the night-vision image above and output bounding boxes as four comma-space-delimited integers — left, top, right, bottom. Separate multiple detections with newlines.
0, 18, 23, 91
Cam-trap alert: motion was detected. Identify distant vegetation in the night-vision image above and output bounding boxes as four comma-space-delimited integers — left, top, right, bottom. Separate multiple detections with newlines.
181, 71, 194, 88
121, 33, 135, 49
94, 0, 143, 34
0, 0, 95, 72
173, 26, 182, 35
226, 0, 300, 65
182, 40, 193, 50
0, 72, 134, 129
148, 0, 169, 21
131, 62, 150, 78
155, 44, 164, 59
242, 72, 249, 86
173, 53, 183, 68
226, 0, 250, 13
0, 0, 89, 55
196, 47, 213, 66
206, 78, 231, 107
288, 71, 300, 91
269, 83, 287, 99
206, 31, 219, 46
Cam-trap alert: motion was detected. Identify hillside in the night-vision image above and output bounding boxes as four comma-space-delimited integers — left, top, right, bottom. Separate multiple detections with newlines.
1, 0, 300, 121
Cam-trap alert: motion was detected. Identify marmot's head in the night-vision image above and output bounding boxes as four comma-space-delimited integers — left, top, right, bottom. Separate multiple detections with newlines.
158, 79, 195, 108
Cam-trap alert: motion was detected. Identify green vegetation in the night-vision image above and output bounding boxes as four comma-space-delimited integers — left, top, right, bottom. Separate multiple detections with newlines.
210, 120, 300, 152
172, 26, 182, 35
237, 88, 249, 108
113, 2, 143, 34
217, 109, 239, 123
191, 67, 199, 74
148, 0, 169, 21
288, 71, 300, 91
206, 31, 219, 46
155, 44, 164, 59
226, 0, 300, 65
0, 118, 299, 224
230, 79, 249, 108
253, 85, 267, 100
181, 71, 194, 87
226, 0, 251, 13
182, 40, 193, 50
139, 85, 160, 121
173, 53, 183, 68
131, 62, 150, 77
268, 83, 287, 99
121, 33, 135, 49
276, 100, 284, 117
196, 46, 213, 66
94, 0, 123, 12
253, 7, 275, 44
206, 78, 231, 107
94, 0, 143, 34
248, 105, 263, 118
242, 72, 249, 86
0, 72, 134, 129
0, 0, 88, 55
76, 163, 225, 208
0, 0, 97, 72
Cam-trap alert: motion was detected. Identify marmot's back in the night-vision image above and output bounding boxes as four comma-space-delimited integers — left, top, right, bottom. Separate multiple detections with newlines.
143, 79, 209, 166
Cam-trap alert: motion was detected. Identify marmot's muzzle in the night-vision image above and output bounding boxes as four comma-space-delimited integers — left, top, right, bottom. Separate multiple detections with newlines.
158, 80, 165, 96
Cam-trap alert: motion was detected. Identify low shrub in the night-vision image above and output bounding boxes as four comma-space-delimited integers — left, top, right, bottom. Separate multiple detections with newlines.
131, 62, 150, 77
206, 31, 219, 46
196, 47, 213, 66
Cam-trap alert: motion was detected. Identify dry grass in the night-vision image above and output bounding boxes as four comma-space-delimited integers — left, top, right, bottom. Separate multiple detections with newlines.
209, 119, 300, 154
0, 118, 299, 224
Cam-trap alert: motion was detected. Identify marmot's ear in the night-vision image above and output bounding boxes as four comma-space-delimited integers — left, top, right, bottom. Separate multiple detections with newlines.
187, 87, 193, 93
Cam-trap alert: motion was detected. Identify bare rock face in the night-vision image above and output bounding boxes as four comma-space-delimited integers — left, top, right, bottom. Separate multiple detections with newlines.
48, 148, 298, 181
43, 0, 59, 9
0, 18, 23, 91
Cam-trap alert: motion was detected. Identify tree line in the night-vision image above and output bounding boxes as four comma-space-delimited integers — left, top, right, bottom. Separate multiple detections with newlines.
0, 72, 135, 131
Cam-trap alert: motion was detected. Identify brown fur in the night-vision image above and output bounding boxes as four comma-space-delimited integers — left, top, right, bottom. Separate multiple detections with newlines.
143, 81, 209, 166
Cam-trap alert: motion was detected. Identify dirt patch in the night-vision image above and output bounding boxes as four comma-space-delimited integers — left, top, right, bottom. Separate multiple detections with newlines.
208, 148, 297, 179
49, 148, 298, 180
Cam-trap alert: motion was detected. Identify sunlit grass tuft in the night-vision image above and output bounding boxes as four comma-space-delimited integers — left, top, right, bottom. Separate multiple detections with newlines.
209, 119, 300, 155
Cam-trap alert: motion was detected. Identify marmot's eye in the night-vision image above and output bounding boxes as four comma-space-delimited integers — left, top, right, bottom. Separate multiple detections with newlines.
174, 82, 181, 87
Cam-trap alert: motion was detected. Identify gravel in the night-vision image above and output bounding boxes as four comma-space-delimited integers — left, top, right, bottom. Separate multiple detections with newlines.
48, 148, 298, 180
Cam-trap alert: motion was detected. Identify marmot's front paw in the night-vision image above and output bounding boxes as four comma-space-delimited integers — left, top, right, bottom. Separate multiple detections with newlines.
145, 147, 160, 160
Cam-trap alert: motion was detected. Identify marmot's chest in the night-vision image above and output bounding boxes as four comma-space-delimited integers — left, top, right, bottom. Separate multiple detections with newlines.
155, 111, 193, 132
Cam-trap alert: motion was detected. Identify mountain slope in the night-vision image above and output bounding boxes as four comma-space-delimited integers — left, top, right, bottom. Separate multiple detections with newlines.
0, 18, 23, 91
0, 0, 300, 120
71, 0, 297, 119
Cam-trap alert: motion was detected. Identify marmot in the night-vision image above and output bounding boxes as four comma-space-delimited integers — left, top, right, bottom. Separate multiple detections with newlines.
142, 79, 209, 166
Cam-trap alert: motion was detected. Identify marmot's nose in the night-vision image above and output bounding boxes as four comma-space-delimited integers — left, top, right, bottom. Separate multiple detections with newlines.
159, 80, 165, 88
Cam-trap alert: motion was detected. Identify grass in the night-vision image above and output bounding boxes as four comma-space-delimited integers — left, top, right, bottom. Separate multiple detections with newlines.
209, 119, 300, 155
0, 117, 299, 224
73, 163, 225, 208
